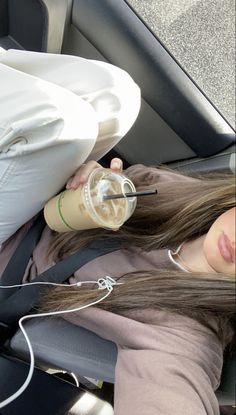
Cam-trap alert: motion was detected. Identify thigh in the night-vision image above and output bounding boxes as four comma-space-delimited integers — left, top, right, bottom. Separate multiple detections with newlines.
0, 142, 90, 244
0, 50, 141, 161
0, 63, 98, 243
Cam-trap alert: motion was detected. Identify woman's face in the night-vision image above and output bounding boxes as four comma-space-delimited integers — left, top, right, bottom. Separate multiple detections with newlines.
203, 207, 235, 275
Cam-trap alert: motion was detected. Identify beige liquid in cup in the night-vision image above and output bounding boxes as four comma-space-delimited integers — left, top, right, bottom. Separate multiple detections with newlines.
44, 168, 137, 232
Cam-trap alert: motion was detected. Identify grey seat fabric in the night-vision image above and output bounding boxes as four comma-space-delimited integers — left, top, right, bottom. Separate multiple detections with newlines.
0, 0, 68, 53
10, 317, 235, 405
10, 317, 117, 383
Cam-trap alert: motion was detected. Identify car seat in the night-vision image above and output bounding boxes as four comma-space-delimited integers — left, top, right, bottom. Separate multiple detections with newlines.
9, 312, 236, 407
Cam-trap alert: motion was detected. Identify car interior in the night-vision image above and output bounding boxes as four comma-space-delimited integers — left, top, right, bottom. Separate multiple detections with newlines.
0, 1, 235, 414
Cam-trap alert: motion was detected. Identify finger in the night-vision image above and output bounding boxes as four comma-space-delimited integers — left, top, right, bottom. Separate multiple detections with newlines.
70, 161, 100, 189
110, 158, 123, 172
65, 177, 74, 189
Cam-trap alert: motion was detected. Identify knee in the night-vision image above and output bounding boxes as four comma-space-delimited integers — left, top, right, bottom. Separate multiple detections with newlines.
87, 62, 141, 139
110, 66, 141, 137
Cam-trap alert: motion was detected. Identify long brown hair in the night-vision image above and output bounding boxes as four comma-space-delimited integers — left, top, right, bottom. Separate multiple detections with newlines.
40, 166, 236, 347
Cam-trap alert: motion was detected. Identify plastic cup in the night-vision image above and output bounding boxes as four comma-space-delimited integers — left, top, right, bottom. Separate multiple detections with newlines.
43, 168, 137, 232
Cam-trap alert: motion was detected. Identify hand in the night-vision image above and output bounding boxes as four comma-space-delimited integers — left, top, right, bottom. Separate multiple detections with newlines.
66, 158, 123, 190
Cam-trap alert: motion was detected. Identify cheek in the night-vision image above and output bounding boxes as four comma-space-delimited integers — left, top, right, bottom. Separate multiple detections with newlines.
219, 209, 236, 239
203, 232, 219, 268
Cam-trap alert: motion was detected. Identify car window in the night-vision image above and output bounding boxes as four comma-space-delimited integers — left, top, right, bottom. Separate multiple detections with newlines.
127, 0, 235, 129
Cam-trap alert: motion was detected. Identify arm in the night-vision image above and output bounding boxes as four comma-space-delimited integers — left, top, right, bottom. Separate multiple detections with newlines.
62, 304, 223, 415
115, 347, 220, 415
114, 316, 223, 415
124, 163, 196, 188
64, 158, 194, 191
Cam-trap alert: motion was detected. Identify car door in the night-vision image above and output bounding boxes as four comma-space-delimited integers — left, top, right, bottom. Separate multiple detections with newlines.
61, 0, 235, 172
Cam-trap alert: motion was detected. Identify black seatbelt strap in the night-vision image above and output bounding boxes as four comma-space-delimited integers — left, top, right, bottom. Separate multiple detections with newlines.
0, 214, 46, 302
0, 238, 120, 325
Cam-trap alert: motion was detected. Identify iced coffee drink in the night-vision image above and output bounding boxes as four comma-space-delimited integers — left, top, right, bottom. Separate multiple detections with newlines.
44, 168, 137, 232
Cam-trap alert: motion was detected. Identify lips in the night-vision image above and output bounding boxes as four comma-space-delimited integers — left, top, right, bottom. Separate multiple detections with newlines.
218, 232, 235, 263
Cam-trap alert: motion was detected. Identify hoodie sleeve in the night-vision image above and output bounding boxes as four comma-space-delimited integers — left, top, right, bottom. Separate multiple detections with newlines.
61, 296, 223, 415
124, 164, 195, 188
113, 314, 223, 415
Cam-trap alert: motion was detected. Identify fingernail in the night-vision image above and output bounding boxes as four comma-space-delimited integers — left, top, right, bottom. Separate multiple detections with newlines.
112, 162, 120, 169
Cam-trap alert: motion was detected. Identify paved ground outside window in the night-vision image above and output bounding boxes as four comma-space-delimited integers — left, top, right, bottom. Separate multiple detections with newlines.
128, 0, 235, 128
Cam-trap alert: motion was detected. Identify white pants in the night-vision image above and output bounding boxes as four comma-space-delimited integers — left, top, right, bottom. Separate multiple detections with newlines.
0, 50, 140, 244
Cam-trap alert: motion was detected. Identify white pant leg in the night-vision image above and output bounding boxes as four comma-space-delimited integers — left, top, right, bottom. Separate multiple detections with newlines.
0, 63, 98, 244
0, 51, 141, 243
0, 50, 141, 160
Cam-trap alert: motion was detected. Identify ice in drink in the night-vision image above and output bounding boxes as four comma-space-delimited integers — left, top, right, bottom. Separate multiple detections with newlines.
44, 168, 137, 232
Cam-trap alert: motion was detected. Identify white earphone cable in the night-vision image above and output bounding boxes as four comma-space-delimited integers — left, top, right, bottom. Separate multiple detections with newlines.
0, 276, 121, 409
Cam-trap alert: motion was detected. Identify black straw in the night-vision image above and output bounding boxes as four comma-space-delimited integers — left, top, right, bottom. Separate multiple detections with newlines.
103, 189, 158, 201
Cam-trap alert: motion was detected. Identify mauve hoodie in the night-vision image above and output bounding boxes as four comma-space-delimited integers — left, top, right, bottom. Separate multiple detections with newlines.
0, 166, 223, 414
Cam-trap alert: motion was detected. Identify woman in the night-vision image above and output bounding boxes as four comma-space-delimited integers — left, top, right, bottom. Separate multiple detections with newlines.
0, 51, 235, 415
1, 158, 234, 414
